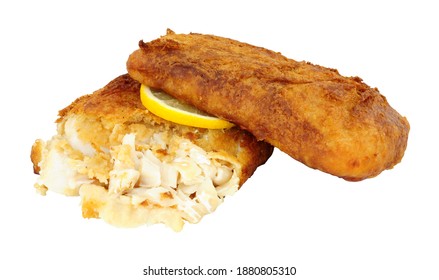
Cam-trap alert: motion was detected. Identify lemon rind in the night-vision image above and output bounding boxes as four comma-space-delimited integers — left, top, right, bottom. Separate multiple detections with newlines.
140, 85, 234, 129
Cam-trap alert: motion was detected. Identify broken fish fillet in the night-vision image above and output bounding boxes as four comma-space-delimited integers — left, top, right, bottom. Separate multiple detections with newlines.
127, 29, 409, 181
30, 74, 273, 231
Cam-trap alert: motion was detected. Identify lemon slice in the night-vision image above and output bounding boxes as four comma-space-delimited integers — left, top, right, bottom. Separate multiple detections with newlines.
140, 84, 234, 129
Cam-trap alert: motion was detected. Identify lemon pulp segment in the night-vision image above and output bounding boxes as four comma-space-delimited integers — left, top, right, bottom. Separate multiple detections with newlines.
140, 84, 234, 129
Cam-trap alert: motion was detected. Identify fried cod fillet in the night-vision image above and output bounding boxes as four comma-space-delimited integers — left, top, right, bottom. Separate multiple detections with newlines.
127, 29, 409, 181
31, 74, 273, 231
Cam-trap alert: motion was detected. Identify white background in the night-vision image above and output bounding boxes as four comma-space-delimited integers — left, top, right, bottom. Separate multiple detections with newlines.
1, 0, 437, 279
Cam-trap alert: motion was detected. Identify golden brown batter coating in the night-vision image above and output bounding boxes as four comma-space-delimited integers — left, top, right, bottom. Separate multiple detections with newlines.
127, 29, 409, 181
31, 74, 273, 230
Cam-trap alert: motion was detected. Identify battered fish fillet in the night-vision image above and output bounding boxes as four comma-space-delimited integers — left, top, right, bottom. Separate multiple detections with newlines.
127, 29, 410, 181
30, 74, 273, 231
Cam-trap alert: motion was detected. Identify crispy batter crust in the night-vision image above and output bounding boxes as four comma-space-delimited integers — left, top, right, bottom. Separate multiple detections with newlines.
30, 139, 44, 174
127, 29, 409, 180
56, 74, 273, 184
